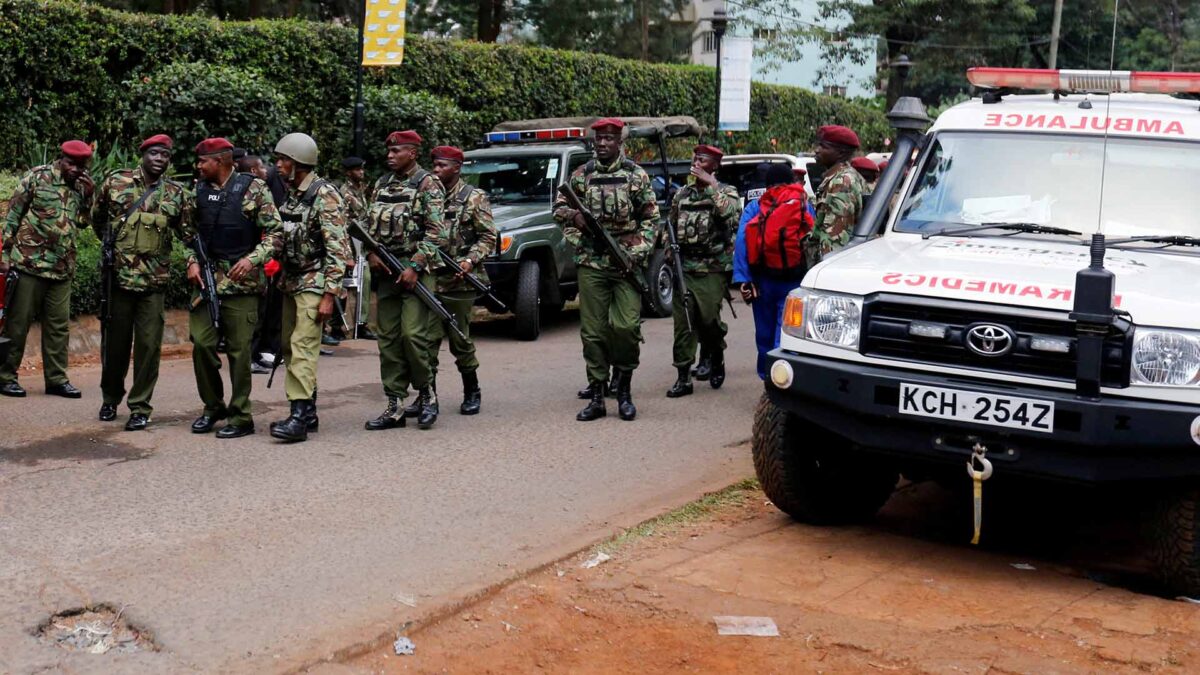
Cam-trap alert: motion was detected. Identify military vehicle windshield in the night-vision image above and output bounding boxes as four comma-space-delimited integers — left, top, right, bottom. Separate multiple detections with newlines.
463, 155, 560, 204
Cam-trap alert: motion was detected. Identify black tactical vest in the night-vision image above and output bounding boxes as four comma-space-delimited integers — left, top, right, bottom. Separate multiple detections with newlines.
196, 172, 258, 261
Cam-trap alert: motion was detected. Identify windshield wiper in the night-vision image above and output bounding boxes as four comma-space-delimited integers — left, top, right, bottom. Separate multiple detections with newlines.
1106, 235, 1200, 248
922, 222, 1083, 240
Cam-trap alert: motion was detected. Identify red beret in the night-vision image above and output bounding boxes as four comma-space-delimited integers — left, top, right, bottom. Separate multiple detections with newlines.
851, 157, 878, 172
60, 140, 93, 160
878, 160, 890, 171
139, 134, 173, 153
194, 137, 234, 157
590, 117, 625, 133
692, 144, 724, 160
386, 130, 422, 147
792, 166, 807, 177
431, 145, 464, 163
818, 125, 860, 149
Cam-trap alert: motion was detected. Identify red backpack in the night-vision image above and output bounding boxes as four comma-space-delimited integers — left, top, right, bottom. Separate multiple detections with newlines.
745, 184, 813, 275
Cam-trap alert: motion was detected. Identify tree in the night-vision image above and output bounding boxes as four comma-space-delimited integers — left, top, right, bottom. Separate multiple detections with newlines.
513, 0, 693, 62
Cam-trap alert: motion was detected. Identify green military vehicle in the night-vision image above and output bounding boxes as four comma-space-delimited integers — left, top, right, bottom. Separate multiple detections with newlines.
466, 116, 703, 340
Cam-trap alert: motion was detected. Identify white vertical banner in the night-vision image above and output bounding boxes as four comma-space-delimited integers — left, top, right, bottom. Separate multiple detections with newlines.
719, 37, 753, 131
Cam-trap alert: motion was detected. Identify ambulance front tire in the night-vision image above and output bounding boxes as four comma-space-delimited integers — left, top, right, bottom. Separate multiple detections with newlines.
752, 394, 898, 525
1149, 487, 1200, 596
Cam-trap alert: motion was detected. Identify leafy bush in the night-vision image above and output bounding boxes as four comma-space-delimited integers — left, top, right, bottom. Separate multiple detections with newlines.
127, 62, 292, 170
332, 86, 477, 169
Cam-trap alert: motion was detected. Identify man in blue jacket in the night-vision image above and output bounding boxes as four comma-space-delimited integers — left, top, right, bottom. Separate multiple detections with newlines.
733, 163, 814, 380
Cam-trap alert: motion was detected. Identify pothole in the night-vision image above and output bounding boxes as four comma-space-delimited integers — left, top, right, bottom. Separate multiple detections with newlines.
37, 604, 157, 654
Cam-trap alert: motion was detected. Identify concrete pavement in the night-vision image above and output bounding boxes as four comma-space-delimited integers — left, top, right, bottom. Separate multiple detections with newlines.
0, 309, 757, 673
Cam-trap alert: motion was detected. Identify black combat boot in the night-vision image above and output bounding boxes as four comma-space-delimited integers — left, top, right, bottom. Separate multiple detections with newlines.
306, 391, 319, 431
616, 370, 637, 421
578, 381, 609, 399
709, 351, 726, 389
365, 396, 406, 430
576, 383, 607, 421
460, 370, 481, 415
607, 368, 620, 399
666, 366, 694, 398
692, 354, 713, 381
270, 400, 310, 442
403, 377, 431, 418
417, 385, 439, 429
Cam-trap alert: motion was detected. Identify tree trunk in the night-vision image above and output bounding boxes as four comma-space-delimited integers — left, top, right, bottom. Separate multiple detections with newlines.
162, 0, 174, 13
477, 0, 505, 42
287, 0, 300, 18
248, 0, 263, 18
641, 0, 650, 61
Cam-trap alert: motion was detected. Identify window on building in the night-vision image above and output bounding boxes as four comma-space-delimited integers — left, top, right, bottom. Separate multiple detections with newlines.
823, 85, 848, 98
752, 28, 777, 41
701, 30, 717, 53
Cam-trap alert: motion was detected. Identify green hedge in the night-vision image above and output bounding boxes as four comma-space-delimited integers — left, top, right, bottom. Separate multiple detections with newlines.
0, 0, 889, 176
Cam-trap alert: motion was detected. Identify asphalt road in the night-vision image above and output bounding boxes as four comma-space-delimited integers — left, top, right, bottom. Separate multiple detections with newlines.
0, 309, 757, 674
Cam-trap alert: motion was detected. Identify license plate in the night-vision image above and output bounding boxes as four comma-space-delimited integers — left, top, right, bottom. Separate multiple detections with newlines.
898, 383, 1055, 433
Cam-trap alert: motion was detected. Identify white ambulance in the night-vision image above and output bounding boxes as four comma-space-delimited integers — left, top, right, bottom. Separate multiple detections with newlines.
755, 68, 1200, 592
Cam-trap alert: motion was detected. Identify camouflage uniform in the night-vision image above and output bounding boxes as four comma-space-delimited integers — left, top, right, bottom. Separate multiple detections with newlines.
274, 173, 351, 402
433, 178, 497, 377
552, 154, 659, 387
0, 164, 91, 387
338, 177, 373, 327
367, 164, 447, 402
668, 180, 740, 370
92, 167, 193, 416
189, 172, 283, 428
809, 160, 867, 266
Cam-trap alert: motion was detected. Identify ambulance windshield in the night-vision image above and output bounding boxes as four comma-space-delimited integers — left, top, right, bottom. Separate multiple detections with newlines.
896, 132, 1200, 241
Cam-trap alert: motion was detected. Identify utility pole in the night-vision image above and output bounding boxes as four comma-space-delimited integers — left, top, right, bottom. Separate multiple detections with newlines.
711, 8, 728, 142
1048, 0, 1064, 69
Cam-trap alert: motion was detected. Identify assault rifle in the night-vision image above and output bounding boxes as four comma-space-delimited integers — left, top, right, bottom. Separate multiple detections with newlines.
557, 184, 651, 300
435, 248, 509, 314
0, 269, 17, 331
662, 208, 694, 335
347, 221, 467, 341
190, 236, 222, 333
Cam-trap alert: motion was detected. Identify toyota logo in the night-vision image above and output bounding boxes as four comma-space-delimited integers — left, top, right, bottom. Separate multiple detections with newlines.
965, 323, 1015, 357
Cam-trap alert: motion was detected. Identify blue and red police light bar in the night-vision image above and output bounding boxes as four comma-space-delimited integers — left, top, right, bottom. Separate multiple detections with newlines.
485, 127, 586, 143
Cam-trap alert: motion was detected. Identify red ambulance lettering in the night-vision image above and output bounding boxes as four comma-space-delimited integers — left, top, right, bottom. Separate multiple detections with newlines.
988, 281, 1017, 295
941, 277, 963, 290
904, 275, 926, 286
965, 280, 986, 292
1113, 118, 1133, 132
1165, 121, 1185, 134
1047, 116, 1066, 129
882, 272, 902, 285
1019, 285, 1043, 298
1136, 119, 1162, 134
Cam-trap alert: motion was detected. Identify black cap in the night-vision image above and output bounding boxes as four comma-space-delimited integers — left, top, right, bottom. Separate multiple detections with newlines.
341, 156, 365, 169
231, 147, 247, 161
765, 163, 795, 187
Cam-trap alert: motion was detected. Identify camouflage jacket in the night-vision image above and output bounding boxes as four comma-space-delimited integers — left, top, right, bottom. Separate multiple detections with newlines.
274, 173, 352, 296
337, 177, 372, 229
188, 172, 282, 297
92, 167, 194, 293
436, 179, 497, 293
3, 163, 92, 280
367, 164, 446, 271
669, 181, 740, 275
812, 161, 867, 256
552, 154, 659, 271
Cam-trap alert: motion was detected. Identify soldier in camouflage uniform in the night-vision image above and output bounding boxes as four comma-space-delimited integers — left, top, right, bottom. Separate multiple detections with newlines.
92, 134, 194, 430
337, 156, 376, 340
666, 145, 740, 399
187, 137, 283, 439
362, 130, 448, 431
0, 140, 96, 399
810, 125, 868, 267
422, 144, 497, 417
553, 118, 660, 422
266, 133, 352, 443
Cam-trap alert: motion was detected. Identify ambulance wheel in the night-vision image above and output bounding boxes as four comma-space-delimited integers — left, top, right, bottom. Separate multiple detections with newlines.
512, 258, 541, 341
1149, 487, 1200, 596
752, 394, 897, 525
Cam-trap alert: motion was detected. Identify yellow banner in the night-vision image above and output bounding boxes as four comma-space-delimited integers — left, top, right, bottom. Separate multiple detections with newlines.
362, 0, 407, 66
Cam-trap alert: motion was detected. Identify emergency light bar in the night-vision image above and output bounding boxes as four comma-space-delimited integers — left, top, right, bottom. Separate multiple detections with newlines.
967, 67, 1200, 95
484, 127, 586, 143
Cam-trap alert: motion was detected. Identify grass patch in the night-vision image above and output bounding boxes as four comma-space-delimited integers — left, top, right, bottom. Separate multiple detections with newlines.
595, 478, 760, 555
0, 170, 19, 217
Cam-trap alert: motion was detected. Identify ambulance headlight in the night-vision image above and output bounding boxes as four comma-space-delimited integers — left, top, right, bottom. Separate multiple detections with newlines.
1130, 329, 1200, 387
782, 289, 863, 350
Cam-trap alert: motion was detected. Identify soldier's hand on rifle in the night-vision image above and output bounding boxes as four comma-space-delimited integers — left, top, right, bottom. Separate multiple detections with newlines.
399, 266, 418, 290
572, 211, 587, 229
316, 292, 336, 323
690, 165, 718, 188
457, 259, 472, 278
228, 257, 255, 282
367, 252, 387, 275
187, 262, 203, 288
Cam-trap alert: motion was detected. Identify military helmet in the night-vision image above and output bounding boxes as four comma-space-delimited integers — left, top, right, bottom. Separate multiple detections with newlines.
274, 132, 319, 166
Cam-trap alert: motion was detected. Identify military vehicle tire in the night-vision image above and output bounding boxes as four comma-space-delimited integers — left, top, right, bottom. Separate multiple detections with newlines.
513, 258, 541, 341
642, 249, 673, 318
752, 394, 897, 525
1149, 488, 1200, 596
